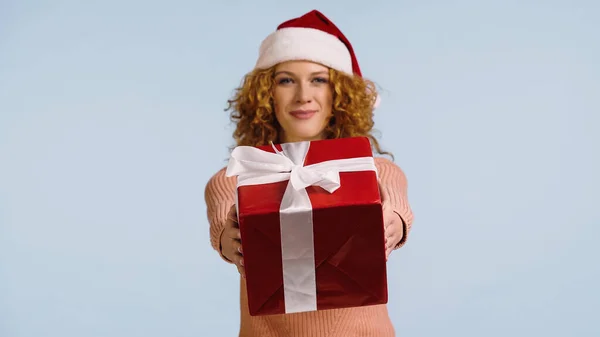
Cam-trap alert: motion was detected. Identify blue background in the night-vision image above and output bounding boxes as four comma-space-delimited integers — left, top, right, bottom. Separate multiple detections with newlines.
1, 0, 598, 336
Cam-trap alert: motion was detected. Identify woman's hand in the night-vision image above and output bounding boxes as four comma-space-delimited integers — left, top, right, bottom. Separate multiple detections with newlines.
383, 202, 404, 260
220, 205, 245, 278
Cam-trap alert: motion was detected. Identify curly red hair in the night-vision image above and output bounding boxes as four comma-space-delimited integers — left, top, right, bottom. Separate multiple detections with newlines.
225, 65, 391, 157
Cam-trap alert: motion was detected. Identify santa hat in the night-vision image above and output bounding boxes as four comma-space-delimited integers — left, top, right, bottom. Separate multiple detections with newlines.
254, 10, 380, 108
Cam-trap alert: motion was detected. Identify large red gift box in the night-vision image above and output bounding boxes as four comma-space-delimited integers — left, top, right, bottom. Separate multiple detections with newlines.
226, 137, 388, 316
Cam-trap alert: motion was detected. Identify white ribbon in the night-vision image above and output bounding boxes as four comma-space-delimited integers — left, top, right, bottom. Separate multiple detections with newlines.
226, 141, 377, 314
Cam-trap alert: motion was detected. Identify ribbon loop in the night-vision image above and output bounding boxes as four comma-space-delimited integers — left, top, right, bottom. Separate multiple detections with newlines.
289, 165, 340, 192
226, 146, 294, 178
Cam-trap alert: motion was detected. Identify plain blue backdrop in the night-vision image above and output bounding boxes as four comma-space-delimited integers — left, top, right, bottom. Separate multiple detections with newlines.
1, 1, 598, 336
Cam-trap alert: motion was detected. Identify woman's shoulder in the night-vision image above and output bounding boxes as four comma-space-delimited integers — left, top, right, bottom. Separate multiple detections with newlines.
204, 167, 237, 197
374, 156, 408, 181
374, 156, 402, 170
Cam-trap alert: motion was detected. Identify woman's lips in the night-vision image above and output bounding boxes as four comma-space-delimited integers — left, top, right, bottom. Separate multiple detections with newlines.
289, 110, 317, 119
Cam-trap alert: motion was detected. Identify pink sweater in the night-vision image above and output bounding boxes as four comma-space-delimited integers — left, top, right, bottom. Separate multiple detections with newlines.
204, 157, 413, 336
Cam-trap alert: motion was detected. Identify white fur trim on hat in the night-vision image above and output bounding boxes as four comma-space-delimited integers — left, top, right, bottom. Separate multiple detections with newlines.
255, 27, 353, 75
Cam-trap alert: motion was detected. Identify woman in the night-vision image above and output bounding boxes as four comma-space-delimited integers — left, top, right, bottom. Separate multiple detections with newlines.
204, 9, 413, 337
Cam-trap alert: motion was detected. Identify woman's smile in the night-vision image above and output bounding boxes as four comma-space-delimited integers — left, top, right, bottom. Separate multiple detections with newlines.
289, 109, 317, 120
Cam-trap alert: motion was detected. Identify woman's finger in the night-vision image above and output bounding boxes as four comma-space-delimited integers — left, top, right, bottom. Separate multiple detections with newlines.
232, 239, 243, 255
385, 231, 394, 247
224, 246, 244, 274
227, 205, 238, 222
386, 246, 392, 261
227, 215, 239, 227
385, 221, 400, 237
226, 225, 241, 240
236, 255, 246, 278
228, 204, 237, 216
386, 231, 400, 250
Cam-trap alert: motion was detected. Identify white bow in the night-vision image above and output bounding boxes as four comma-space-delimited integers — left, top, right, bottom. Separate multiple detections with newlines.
227, 141, 374, 193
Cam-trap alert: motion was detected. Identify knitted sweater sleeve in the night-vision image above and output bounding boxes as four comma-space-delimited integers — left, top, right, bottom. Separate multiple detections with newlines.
375, 157, 414, 249
204, 167, 237, 263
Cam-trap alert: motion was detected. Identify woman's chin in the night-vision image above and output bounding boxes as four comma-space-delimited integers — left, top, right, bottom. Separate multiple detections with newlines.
282, 130, 326, 143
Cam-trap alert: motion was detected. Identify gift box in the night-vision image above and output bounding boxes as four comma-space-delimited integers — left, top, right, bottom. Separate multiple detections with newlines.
226, 136, 388, 316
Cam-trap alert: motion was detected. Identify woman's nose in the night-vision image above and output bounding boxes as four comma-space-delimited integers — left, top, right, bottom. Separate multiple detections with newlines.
295, 83, 312, 103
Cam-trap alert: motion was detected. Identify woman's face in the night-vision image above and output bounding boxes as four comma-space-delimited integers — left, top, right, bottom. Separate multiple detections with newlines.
273, 61, 333, 143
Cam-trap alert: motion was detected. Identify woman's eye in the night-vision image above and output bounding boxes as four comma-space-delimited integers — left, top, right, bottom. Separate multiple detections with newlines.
277, 77, 293, 84
313, 77, 328, 83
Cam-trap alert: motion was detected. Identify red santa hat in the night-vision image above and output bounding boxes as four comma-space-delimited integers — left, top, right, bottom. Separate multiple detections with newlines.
254, 10, 380, 108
